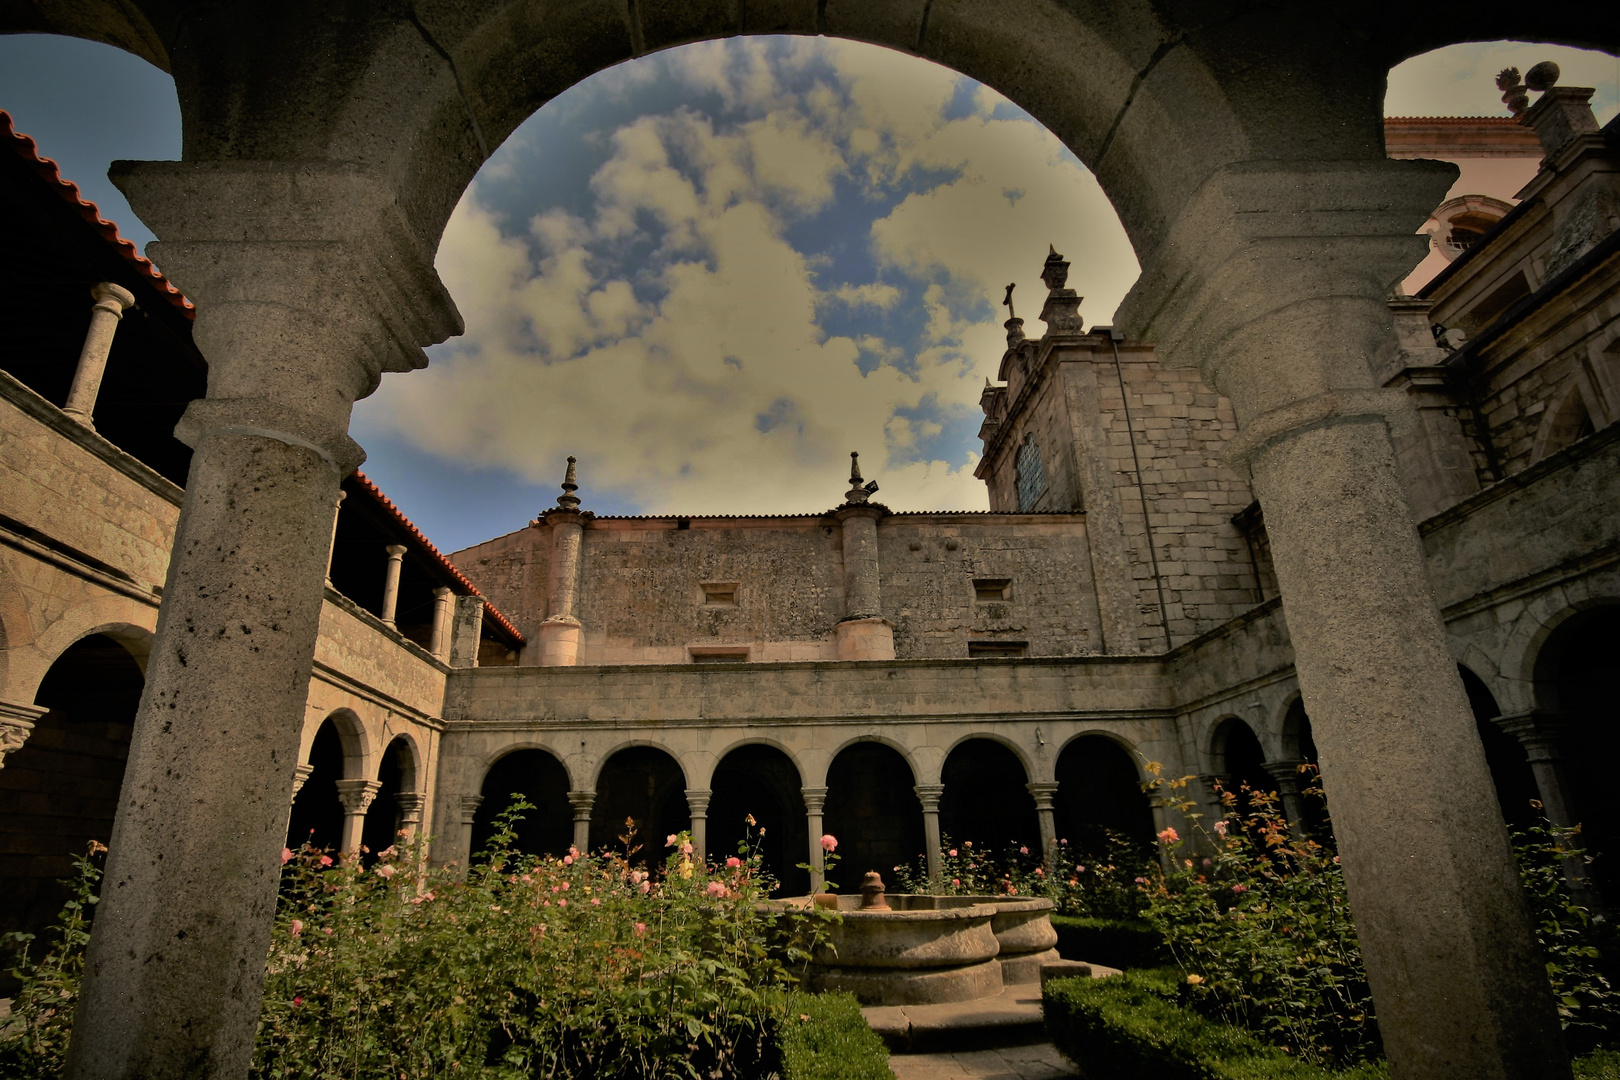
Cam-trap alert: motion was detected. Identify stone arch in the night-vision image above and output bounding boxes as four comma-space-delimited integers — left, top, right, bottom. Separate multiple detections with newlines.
939, 736, 1039, 854
938, 730, 1038, 782
1458, 664, 1538, 835
586, 738, 690, 790
476, 737, 577, 790
823, 731, 925, 790
707, 742, 808, 896
8, 594, 158, 707
359, 736, 420, 859
286, 711, 368, 853
695, 734, 808, 792
589, 744, 690, 864
1498, 590, 1620, 716
376, 726, 425, 792
0, 629, 148, 993
1533, 381, 1599, 462
470, 746, 574, 860
1052, 732, 1155, 859
319, 707, 371, 781
1206, 715, 1273, 812
823, 739, 924, 892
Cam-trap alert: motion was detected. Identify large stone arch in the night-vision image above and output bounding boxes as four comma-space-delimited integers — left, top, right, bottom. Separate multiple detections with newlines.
6, 594, 158, 708
693, 734, 808, 792
938, 729, 1038, 783
821, 731, 925, 790
1496, 584, 1620, 715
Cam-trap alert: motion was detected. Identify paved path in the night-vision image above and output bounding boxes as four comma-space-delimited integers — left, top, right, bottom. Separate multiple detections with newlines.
888, 1043, 1078, 1079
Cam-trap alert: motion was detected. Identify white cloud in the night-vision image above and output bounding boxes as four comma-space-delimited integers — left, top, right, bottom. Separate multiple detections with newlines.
1386, 43, 1618, 124
832, 283, 903, 310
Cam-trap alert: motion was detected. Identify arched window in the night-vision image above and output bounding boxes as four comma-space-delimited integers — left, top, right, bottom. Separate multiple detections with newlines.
1015, 436, 1046, 512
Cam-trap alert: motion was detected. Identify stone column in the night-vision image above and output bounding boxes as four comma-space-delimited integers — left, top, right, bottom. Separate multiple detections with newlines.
801, 786, 827, 892
914, 784, 945, 888
428, 587, 454, 660
567, 790, 596, 854
0, 700, 46, 768
686, 788, 711, 864
395, 791, 427, 840
1196, 773, 1230, 829
833, 455, 894, 660
334, 778, 381, 854
538, 458, 592, 666
449, 594, 485, 668
458, 794, 484, 865
1026, 781, 1061, 860
1117, 158, 1567, 1077
1261, 760, 1309, 837
1494, 712, 1596, 904
324, 489, 347, 585
61, 282, 136, 428
379, 543, 407, 625
66, 159, 463, 1080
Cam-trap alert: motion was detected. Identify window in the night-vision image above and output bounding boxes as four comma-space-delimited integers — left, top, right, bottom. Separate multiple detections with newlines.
688, 645, 749, 663
701, 582, 739, 607
1015, 436, 1045, 511
974, 578, 1012, 603
968, 640, 1028, 658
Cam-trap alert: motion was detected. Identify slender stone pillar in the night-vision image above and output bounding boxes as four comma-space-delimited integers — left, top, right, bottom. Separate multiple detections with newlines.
1026, 781, 1061, 860
324, 489, 347, 585
1118, 157, 1567, 1077
914, 784, 945, 888
1261, 760, 1309, 836
567, 790, 596, 854
428, 587, 454, 659
395, 791, 427, 840
379, 544, 407, 625
61, 282, 136, 428
1495, 711, 1597, 905
686, 788, 712, 864
66, 159, 462, 1080
802, 786, 828, 892
334, 778, 382, 854
834, 453, 894, 660
0, 700, 46, 768
458, 794, 484, 865
539, 457, 592, 666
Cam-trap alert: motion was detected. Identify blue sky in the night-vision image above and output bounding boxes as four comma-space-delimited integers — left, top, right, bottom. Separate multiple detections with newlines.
1, 34, 1615, 552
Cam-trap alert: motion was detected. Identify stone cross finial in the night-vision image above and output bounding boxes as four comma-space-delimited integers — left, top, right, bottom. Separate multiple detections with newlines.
1002, 282, 1016, 320
845, 451, 879, 504
556, 455, 581, 510
1041, 245, 1070, 291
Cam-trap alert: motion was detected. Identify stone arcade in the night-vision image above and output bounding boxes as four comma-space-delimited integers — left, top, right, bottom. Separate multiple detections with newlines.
0, 5, 1616, 1079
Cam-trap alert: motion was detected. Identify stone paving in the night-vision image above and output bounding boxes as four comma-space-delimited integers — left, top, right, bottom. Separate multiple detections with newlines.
889, 1043, 1078, 1080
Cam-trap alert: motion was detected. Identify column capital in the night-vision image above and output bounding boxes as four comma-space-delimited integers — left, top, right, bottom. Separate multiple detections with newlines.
1494, 711, 1566, 760
385, 543, 407, 558
0, 706, 43, 767
684, 788, 712, 816
1261, 759, 1308, 792
395, 792, 427, 820
289, 763, 316, 798
800, 786, 828, 813
333, 778, 382, 814
566, 790, 596, 817
1025, 781, 1061, 809
458, 794, 485, 824
90, 281, 136, 317
913, 783, 946, 812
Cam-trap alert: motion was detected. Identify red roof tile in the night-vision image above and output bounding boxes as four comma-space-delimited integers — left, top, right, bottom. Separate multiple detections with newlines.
1, 109, 195, 319
351, 471, 527, 647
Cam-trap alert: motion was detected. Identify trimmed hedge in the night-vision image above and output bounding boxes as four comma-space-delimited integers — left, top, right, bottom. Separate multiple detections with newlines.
1042, 969, 1387, 1080
778, 991, 894, 1080
1050, 915, 1169, 970
1578, 1051, 1620, 1080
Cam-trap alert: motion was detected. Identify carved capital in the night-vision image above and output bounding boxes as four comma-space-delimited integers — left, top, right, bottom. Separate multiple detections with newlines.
289, 763, 316, 798
395, 792, 428, 822
800, 786, 828, 814
1494, 711, 1566, 760
1261, 759, 1308, 794
913, 783, 946, 813
459, 794, 485, 824
684, 787, 712, 817
1025, 781, 1061, 810
566, 790, 596, 819
334, 778, 382, 815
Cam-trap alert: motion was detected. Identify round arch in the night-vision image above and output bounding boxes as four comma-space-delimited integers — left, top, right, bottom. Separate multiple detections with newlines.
822, 739, 924, 892
707, 743, 808, 896
1052, 732, 1155, 859
938, 730, 1038, 782
470, 746, 574, 861
587, 738, 690, 791
939, 736, 1039, 853
698, 735, 808, 792
823, 732, 925, 790
8, 594, 157, 707
314, 707, 371, 781
589, 744, 690, 864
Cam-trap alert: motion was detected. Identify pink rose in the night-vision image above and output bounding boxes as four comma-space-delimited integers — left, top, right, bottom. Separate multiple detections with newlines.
948, 849, 958, 857
706, 881, 728, 898
563, 855, 574, 866
290, 919, 304, 936
374, 864, 396, 879
1213, 820, 1228, 838
1035, 867, 1044, 876
725, 856, 742, 868
558, 898, 567, 907
640, 880, 651, 894
666, 834, 678, 847
1232, 884, 1248, 893
591, 898, 601, 906
323, 927, 334, 935
1157, 827, 1179, 844
318, 855, 333, 868
1019, 846, 1029, 855
951, 878, 960, 888
820, 834, 837, 852
560, 882, 569, 891
634, 922, 647, 937
281, 848, 294, 865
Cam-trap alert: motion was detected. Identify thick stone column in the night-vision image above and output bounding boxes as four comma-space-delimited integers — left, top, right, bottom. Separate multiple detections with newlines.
1026, 782, 1060, 860
686, 788, 711, 864
458, 794, 484, 865
833, 455, 894, 661
379, 544, 407, 625
1261, 760, 1309, 836
0, 700, 46, 768
61, 282, 136, 428
428, 587, 454, 659
449, 594, 485, 668
334, 778, 381, 854
801, 786, 827, 892
539, 458, 591, 666
914, 784, 945, 888
323, 489, 346, 585
1118, 158, 1567, 1078
66, 160, 461, 1080
567, 790, 595, 854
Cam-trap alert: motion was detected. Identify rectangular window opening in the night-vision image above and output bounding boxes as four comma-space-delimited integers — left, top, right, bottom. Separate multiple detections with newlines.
973, 578, 1012, 603
701, 582, 739, 607
968, 640, 1028, 658
688, 645, 750, 663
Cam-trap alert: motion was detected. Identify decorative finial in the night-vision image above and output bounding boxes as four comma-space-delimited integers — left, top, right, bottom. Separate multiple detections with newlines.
845, 451, 879, 504
556, 455, 580, 510
1525, 61, 1560, 92
1497, 67, 1529, 116
1002, 283, 1016, 321
1041, 245, 1070, 292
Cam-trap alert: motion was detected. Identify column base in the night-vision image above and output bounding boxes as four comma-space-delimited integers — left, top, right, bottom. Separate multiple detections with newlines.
836, 617, 895, 661
537, 616, 583, 666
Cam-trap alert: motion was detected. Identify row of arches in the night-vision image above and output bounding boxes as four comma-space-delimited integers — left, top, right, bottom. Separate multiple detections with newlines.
467, 735, 1156, 895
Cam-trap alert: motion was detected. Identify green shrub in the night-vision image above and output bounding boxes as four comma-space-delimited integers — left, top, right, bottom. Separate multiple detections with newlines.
777, 990, 893, 1080
1042, 970, 1387, 1080
1050, 915, 1168, 970
1576, 1049, 1620, 1079
888, 830, 1152, 919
